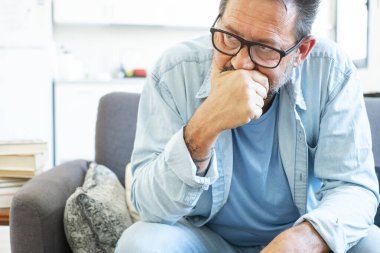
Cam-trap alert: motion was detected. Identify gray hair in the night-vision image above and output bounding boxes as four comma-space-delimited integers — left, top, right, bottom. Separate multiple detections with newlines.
218, 0, 321, 39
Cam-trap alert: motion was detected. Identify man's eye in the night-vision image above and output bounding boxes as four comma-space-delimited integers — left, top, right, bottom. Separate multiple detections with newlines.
257, 46, 271, 52
223, 34, 239, 46
225, 34, 235, 40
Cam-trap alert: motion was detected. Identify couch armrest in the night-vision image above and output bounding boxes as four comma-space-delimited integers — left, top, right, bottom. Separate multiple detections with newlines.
10, 160, 89, 253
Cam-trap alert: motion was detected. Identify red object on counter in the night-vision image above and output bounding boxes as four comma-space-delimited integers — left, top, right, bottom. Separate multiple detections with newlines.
133, 69, 147, 77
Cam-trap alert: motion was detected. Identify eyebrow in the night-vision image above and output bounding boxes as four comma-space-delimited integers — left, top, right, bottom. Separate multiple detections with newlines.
222, 22, 280, 47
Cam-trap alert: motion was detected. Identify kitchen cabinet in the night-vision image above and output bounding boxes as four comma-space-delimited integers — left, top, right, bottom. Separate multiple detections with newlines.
159, 0, 219, 27
53, 0, 109, 24
53, 79, 144, 165
53, 0, 219, 27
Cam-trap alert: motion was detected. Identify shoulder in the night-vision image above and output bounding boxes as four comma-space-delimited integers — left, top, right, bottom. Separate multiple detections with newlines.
142, 36, 213, 118
307, 38, 356, 76
299, 38, 358, 99
151, 35, 213, 79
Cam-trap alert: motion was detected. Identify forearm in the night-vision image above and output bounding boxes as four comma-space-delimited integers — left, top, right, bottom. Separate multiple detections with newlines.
183, 99, 221, 174
262, 221, 330, 253
132, 128, 218, 223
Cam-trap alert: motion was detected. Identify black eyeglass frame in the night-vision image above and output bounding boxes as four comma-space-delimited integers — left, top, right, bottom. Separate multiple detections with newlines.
210, 15, 306, 69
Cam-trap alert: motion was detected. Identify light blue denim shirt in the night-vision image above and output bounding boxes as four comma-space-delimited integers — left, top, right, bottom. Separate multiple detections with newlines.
131, 36, 379, 253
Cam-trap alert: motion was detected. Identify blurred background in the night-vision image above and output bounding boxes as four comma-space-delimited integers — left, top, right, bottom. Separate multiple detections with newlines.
0, 0, 379, 168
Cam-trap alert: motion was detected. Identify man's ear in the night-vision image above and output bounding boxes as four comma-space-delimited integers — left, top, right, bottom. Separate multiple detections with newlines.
293, 36, 316, 67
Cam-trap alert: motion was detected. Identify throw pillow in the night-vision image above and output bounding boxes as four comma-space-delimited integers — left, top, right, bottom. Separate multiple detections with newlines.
125, 163, 140, 222
64, 162, 132, 253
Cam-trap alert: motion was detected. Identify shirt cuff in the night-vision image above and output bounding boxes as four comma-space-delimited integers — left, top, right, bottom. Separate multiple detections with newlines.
294, 209, 347, 253
163, 127, 218, 190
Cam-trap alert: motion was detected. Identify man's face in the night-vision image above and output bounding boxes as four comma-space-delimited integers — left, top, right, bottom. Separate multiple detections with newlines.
213, 0, 300, 96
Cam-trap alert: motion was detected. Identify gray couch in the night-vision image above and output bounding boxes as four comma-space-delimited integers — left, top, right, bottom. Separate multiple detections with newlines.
9, 93, 380, 253
10, 92, 140, 253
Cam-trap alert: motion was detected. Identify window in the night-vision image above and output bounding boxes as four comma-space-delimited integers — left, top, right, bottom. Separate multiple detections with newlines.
336, 0, 369, 68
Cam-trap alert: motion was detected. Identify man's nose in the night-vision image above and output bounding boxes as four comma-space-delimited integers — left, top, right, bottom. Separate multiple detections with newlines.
230, 46, 255, 70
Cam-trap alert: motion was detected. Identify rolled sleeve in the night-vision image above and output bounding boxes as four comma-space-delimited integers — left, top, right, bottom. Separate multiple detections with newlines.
294, 184, 378, 253
295, 210, 346, 253
165, 128, 218, 190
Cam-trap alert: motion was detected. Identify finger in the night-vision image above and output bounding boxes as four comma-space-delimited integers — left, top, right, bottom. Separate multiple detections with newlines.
250, 105, 263, 120
255, 82, 268, 99
210, 57, 223, 81
249, 70, 269, 95
248, 88, 264, 108
254, 92, 265, 108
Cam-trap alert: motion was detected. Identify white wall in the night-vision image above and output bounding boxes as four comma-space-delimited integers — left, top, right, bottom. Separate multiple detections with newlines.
53, 25, 210, 81
0, 0, 54, 168
358, 0, 380, 93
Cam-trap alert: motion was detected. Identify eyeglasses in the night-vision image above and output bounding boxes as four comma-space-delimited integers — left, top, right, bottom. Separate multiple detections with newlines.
210, 15, 305, 69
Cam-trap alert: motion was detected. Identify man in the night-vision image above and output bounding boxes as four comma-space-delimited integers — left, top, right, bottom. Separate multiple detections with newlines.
116, 0, 380, 252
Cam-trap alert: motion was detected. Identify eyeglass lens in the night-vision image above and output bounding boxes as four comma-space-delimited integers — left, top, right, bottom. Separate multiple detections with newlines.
212, 30, 282, 68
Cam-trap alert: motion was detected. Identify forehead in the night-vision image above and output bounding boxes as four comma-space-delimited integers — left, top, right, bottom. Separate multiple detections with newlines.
222, 0, 298, 45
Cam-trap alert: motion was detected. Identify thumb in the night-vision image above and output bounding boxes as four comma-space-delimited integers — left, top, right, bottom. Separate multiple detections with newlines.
210, 58, 223, 82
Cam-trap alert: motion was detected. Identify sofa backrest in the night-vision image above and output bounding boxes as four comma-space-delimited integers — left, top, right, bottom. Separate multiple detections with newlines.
365, 97, 380, 168
365, 97, 380, 226
95, 92, 140, 186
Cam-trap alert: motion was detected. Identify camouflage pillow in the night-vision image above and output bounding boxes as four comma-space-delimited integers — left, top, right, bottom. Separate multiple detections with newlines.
64, 162, 132, 253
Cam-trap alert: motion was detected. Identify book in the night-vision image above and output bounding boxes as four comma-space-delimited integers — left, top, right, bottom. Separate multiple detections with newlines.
0, 170, 42, 178
0, 178, 28, 188
0, 179, 29, 208
0, 186, 22, 195
0, 140, 47, 206
0, 153, 46, 178
0, 185, 22, 208
0, 153, 45, 170
0, 194, 12, 208
0, 140, 47, 155
0, 207, 10, 225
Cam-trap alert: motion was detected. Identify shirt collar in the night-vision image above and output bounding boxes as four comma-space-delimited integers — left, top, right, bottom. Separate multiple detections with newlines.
289, 67, 307, 110
195, 64, 212, 99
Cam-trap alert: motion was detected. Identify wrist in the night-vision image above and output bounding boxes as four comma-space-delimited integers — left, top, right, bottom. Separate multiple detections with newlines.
287, 221, 330, 253
297, 221, 330, 252
183, 124, 214, 174
183, 122, 215, 155
194, 151, 213, 176
183, 103, 220, 173
262, 221, 330, 253
184, 104, 220, 158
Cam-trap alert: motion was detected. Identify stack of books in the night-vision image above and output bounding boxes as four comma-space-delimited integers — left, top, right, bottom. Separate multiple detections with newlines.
0, 140, 48, 208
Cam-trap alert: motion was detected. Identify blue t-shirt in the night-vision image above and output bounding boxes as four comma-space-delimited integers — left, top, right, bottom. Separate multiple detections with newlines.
207, 94, 300, 246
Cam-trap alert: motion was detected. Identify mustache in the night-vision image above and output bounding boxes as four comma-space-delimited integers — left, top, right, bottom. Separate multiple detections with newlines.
222, 65, 260, 72
223, 65, 235, 72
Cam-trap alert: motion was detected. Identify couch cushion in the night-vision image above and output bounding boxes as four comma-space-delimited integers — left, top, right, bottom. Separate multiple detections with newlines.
64, 162, 132, 253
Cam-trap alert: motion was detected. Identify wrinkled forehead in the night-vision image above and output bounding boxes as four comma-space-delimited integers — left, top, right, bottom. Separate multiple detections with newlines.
222, 0, 299, 44
221, 0, 296, 11
223, 0, 298, 18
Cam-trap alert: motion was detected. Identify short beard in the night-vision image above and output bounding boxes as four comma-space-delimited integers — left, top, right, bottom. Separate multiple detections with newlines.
267, 55, 296, 98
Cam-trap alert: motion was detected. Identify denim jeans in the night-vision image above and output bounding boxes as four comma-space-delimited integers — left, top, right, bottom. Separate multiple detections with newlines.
115, 220, 380, 253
